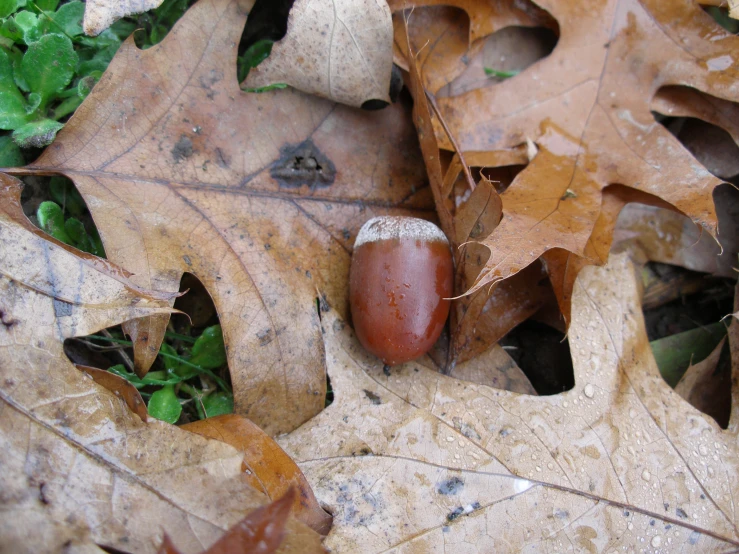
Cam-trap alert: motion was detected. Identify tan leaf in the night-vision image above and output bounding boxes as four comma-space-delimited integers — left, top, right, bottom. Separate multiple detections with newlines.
280, 253, 739, 551
83, 0, 165, 36
244, 0, 394, 107
183, 414, 333, 536
12, 0, 431, 434
0, 175, 322, 553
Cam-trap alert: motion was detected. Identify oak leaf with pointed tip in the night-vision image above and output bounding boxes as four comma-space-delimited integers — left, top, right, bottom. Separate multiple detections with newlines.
392, 0, 736, 363
8, 0, 432, 435
0, 173, 323, 553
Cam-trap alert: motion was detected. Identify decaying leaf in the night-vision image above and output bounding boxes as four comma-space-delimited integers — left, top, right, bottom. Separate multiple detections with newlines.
159, 488, 325, 554
183, 414, 333, 535
9, 0, 432, 435
244, 0, 394, 107
280, 253, 739, 552
0, 174, 323, 553
83, 0, 165, 36
76, 363, 149, 422
394, 0, 736, 338
675, 337, 730, 429
612, 186, 738, 279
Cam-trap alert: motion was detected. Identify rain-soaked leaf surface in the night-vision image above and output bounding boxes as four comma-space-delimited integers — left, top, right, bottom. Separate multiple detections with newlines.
183, 414, 333, 535
158, 488, 326, 554
6, 0, 433, 435
0, 174, 323, 553
391, 0, 737, 355
2, 0, 739, 551
280, 253, 739, 552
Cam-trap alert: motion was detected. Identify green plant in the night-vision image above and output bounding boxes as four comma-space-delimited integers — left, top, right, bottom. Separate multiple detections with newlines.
0, 0, 126, 152
36, 175, 104, 255
484, 67, 520, 79
90, 324, 233, 424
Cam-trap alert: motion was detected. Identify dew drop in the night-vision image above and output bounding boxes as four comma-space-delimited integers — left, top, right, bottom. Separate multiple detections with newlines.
583, 384, 595, 398
651, 535, 662, 547
698, 444, 708, 456
641, 469, 651, 481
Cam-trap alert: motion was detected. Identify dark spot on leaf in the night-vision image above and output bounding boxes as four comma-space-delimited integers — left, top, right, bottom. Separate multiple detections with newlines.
437, 477, 464, 495
215, 147, 230, 168
271, 139, 335, 188
172, 135, 194, 162
199, 68, 224, 88
38, 482, 49, 505
53, 299, 73, 318
362, 389, 381, 405
257, 328, 273, 346
676, 507, 688, 519
0, 310, 19, 328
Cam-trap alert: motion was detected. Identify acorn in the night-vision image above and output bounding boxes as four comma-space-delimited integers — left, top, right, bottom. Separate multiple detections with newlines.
349, 216, 453, 365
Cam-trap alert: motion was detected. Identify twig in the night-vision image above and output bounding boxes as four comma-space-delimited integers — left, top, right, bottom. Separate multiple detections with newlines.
101, 328, 134, 373
424, 88, 476, 192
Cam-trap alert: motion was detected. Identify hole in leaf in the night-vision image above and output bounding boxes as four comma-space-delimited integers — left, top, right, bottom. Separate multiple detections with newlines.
237, 0, 295, 83
700, 4, 739, 34
325, 374, 334, 407
20, 174, 106, 258
652, 111, 739, 181
477, 164, 526, 195
437, 24, 559, 98
64, 273, 233, 425
499, 320, 574, 395
641, 262, 734, 428
129, 0, 199, 50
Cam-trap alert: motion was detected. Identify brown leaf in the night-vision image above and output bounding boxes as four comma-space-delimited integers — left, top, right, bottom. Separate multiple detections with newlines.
390, 1, 556, 93
279, 253, 739, 551
83, 0, 165, 36
675, 337, 730, 429
244, 0, 393, 107
398, 0, 733, 318
12, 0, 431, 435
0, 174, 323, 553
76, 363, 148, 422
728, 279, 739, 435
183, 415, 333, 536
159, 487, 325, 554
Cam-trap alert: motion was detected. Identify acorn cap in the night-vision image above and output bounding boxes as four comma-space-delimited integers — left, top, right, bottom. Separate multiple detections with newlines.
354, 216, 448, 248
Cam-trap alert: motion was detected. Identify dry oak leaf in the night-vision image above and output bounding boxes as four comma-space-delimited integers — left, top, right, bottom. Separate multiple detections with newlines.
7, 0, 432, 435
183, 414, 333, 535
420, 0, 736, 308
83, 0, 165, 36
159, 488, 325, 554
278, 253, 739, 552
0, 175, 323, 554
244, 0, 394, 108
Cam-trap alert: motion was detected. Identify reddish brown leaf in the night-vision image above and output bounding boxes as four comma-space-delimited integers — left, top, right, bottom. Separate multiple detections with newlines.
76, 364, 148, 421
183, 415, 333, 536
159, 487, 324, 554
394, 0, 734, 324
